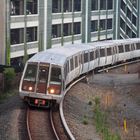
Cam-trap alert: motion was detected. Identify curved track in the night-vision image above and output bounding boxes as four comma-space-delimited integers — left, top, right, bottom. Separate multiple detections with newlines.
59, 59, 140, 140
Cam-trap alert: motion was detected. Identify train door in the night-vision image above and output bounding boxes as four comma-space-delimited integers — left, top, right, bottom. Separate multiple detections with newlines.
82, 51, 89, 74
95, 48, 100, 67
130, 43, 136, 59
36, 64, 49, 94
79, 52, 83, 74
74, 54, 80, 78
69, 56, 74, 81
112, 46, 117, 64
89, 49, 95, 71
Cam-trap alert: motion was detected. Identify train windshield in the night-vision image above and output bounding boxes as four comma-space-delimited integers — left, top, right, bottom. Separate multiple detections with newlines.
24, 64, 37, 82
50, 67, 61, 85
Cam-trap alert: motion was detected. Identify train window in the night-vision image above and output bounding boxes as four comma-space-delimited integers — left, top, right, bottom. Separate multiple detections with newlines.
107, 48, 112, 56
70, 58, 74, 71
64, 65, 67, 80
84, 53, 88, 63
90, 51, 94, 61
100, 49, 105, 57
50, 67, 61, 84
75, 56, 78, 68
96, 50, 99, 59
81, 54, 83, 64
67, 61, 69, 73
136, 43, 140, 50
24, 64, 37, 81
39, 69, 47, 83
125, 45, 130, 52
118, 45, 124, 53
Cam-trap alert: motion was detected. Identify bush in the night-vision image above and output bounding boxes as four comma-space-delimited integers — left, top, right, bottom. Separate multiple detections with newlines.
3, 68, 15, 89
83, 120, 89, 125
95, 97, 100, 105
88, 101, 92, 105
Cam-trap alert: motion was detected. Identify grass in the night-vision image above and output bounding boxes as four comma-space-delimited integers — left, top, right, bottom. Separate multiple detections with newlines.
95, 97, 100, 105
93, 97, 122, 140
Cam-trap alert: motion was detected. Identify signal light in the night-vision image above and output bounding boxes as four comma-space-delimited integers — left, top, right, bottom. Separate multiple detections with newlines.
35, 99, 38, 104
42, 100, 46, 105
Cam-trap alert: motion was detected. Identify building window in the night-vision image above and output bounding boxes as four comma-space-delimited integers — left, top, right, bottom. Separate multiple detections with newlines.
91, 20, 98, 32
132, 32, 136, 38
27, 27, 37, 42
11, 0, 24, 15
108, 0, 113, 9
100, 19, 106, 30
120, 18, 125, 31
121, 0, 126, 13
107, 19, 112, 29
63, 23, 72, 36
74, 22, 81, 34
127, 7, 131, 21
11, 28, 24, 45
52, 24, 61, 38
91, 0, 98, 11
126, 25, 131, 38
74, 0, 81, 12
52, 0, 61, 13
64, 0, 72, 12
27, 0, 38, 14
132, 14, 137, 26
100, 0, 106, 10
131, 0, 137, 9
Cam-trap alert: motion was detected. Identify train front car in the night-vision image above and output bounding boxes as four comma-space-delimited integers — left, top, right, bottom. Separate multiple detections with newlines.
19, 62, 63, 108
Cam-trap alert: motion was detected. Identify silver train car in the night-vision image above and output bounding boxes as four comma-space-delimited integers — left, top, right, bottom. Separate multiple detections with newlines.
19, 38, 140, 107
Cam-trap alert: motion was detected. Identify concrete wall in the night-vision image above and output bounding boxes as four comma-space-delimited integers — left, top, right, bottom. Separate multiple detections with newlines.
0, 0, 5, 65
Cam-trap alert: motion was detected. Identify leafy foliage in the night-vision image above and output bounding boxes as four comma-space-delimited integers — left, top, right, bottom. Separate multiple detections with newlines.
95, 97, 100, 105
83, 120, 89, 125
3, 68, 15, 89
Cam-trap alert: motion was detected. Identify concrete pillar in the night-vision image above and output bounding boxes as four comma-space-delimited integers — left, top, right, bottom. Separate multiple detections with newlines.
0, 0, 6, 65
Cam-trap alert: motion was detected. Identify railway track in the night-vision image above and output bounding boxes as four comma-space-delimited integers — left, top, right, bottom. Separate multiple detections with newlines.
27, 107, 69, 140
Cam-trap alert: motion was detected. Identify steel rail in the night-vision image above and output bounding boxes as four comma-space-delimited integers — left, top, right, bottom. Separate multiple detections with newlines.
50, 109, 60, 140
59, 76, 86, 140
26, 107, 32, 140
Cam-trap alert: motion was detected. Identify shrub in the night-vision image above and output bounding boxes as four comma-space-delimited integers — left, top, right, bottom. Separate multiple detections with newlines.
3, 68, 15, 89
83, 120, 89, 125
95, 97, 100, 105
88, 101, 92, 105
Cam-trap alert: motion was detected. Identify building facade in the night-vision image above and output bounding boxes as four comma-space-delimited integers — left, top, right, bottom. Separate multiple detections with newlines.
0, 0, 139, 66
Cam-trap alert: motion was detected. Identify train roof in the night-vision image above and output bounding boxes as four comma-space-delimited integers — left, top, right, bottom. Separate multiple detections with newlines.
28, 38, 140, 66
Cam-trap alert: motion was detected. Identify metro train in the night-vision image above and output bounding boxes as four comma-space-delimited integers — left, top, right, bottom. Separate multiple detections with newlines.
19, 38, 140, 107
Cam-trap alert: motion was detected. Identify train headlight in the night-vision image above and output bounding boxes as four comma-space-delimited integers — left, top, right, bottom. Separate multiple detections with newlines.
50, 89, 55, 94
29, 87, 33, 91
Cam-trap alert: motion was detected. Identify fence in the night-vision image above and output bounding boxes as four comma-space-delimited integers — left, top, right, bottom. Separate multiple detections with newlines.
0, 73, 22, 93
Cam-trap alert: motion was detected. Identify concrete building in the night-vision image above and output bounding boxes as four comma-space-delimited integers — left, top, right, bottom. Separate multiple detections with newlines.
0, 0, 139, 66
